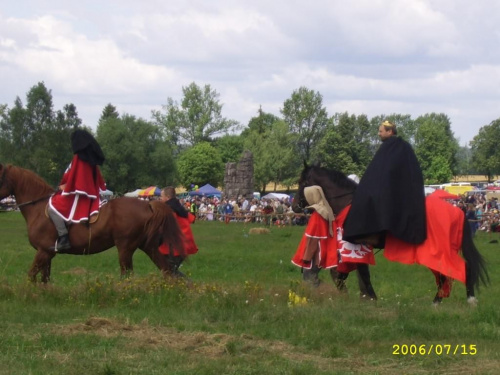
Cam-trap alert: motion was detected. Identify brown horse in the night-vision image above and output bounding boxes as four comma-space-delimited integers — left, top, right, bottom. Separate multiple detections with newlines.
0, 164, 185, 283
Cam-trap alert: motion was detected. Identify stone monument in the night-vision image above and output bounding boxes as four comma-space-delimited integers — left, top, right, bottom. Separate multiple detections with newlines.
224, 150, 254, 199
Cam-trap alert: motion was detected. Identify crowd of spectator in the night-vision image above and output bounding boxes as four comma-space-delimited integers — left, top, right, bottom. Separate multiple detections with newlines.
455, 191, 500, 236
0, 196, 16, 211
178, 195, 308, 226
5, 188, 500, 234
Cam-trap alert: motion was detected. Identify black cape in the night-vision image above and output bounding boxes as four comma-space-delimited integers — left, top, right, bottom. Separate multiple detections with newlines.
71, 129, 105, 166
166, 198, 189, 218
342, 136, 426, 245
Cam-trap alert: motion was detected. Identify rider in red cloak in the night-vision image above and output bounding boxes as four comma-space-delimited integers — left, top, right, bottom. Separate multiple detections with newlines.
48, 129, 106, 252
158, 186, 198, 275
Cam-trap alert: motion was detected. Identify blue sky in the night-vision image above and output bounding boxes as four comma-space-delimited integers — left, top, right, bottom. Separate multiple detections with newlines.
1, 0, 499, 144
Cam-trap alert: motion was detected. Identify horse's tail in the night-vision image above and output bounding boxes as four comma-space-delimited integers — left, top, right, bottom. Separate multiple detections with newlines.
145, 201, 185, 258
461, 215, 489, 292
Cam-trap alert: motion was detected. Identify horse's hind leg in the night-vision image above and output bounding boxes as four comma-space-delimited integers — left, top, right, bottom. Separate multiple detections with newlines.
465, 265, 478, 305
28, 250, 55, 283
432, 271, 453, 305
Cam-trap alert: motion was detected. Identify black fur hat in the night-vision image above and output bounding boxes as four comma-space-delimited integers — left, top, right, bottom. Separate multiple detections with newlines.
71, 129, 105, 166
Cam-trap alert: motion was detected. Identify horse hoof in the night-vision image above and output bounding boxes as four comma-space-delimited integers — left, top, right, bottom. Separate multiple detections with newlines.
467, 296, 478, 306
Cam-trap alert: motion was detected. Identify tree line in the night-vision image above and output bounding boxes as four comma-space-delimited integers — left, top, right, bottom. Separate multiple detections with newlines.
1, 81, 499, 195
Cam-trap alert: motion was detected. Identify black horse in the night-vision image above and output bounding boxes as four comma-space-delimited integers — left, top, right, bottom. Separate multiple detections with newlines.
294, 164, 489, 304
292, 165, 377, 300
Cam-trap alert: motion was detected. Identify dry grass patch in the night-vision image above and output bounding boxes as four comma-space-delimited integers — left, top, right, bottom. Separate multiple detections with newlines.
249, 228, 270, 235
50, 317, 498, 374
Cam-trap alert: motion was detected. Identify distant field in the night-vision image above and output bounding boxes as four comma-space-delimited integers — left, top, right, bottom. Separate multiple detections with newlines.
0, 211, 499, 374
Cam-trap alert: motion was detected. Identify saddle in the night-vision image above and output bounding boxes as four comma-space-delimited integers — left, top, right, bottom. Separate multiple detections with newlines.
45, 203, 100, 224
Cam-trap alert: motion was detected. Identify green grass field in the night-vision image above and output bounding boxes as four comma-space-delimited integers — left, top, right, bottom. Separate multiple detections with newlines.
1, 211, 499, 374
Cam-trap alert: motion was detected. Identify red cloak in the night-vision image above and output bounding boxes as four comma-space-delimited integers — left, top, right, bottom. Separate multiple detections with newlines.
159, 212, 198, 257
48, 155, 106, 223
292, 212, 338, 269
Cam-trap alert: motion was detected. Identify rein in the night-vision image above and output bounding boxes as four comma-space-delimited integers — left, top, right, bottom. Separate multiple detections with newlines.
329, 190, 355, 199
297, 182, 355, 211
16, 194, 53, 208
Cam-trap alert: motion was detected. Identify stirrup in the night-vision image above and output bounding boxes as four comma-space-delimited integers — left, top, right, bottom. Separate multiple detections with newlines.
50, 235, 71, 252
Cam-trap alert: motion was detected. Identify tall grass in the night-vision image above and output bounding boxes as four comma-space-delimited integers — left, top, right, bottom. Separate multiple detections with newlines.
0, 211, 499, 374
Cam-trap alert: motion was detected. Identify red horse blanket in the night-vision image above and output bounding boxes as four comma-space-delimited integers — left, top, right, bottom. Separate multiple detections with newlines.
384, 194, 466, 283
292, 207, 375, 271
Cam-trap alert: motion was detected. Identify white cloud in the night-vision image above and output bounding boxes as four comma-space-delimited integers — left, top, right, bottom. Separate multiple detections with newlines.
0, 1, 500, 141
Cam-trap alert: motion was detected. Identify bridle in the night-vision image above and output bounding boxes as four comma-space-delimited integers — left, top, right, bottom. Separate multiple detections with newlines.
296, 176, 355, 211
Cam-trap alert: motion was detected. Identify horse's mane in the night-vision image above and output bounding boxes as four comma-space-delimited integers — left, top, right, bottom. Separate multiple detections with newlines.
7, 165, 55, 196
301, 165, 358, 191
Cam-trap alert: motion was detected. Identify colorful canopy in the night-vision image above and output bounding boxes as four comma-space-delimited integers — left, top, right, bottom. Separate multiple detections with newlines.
138, 186, 161, 197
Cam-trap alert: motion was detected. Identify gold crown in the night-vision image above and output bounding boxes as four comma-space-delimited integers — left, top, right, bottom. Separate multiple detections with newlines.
381, 120, 395, 127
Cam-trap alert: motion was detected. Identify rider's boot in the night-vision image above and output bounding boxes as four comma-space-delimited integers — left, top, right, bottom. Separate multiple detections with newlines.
48, 207, 71, 252
52, 234, 71, 252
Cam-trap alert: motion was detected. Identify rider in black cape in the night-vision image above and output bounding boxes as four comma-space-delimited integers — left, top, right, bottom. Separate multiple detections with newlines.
342, 121, 426, 248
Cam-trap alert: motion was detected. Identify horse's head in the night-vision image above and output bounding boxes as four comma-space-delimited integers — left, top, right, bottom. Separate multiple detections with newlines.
0, 164, 11, 200
294, 162, 358, 215
292, 162, 316, 213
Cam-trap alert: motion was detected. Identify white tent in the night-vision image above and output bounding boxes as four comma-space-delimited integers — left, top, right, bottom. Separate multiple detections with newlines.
261, 193, 290, 200
124, 189, 141, 197
424, 187, 435, 196
101, 189, 114, 197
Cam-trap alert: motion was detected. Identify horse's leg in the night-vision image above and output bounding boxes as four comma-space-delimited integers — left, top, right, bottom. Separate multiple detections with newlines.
432, 272, 445, 305
140, 243, 180, 278
28, 250, 55, 283
356, 264, 377, 300
432, 271, 453, 305
329, 269, 349, 293
302, 258, 322, 287
355, 268, 369, 296
116, 244, 135, 277
465, 265, 478, 305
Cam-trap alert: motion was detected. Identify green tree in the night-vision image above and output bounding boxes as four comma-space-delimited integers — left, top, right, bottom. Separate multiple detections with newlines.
316, 113, 372, 175
240, 108, 286, 192
1, 82, 79, 186
100, 103, 120, 123
281, 87, 329, 163
97, 113, 176, 193
414, 113, 458, 184
470, 119, 500, 181
455, 145, 474, 176
244, 118, 298, 193
153, 82, 239, 147
177, 142, 224, 189
212, 134, 244, 164
265, 120, 299, 189
241, 107, 281, 137
0, 104, 13, 163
